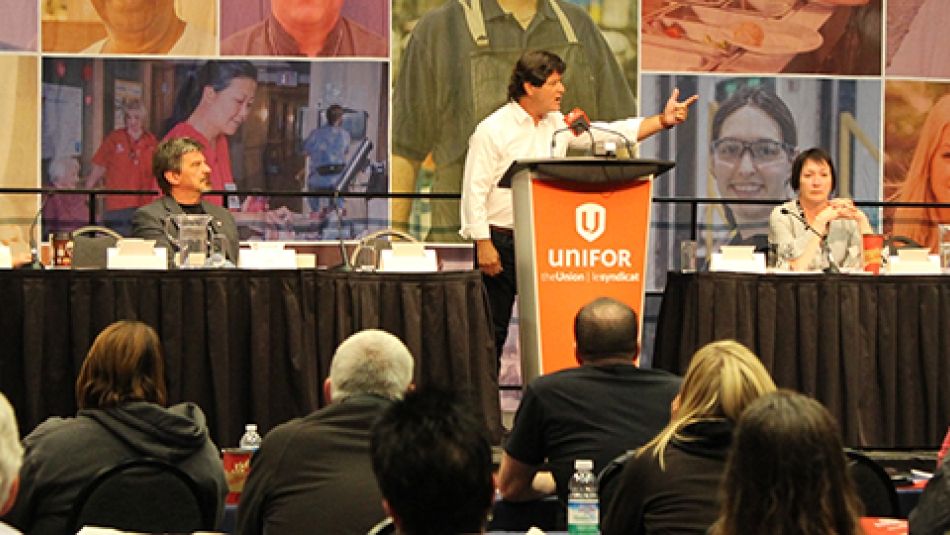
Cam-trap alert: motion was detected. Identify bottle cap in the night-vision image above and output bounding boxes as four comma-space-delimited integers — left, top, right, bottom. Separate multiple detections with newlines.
574, 459, 593, 470
246, 423, 257, 431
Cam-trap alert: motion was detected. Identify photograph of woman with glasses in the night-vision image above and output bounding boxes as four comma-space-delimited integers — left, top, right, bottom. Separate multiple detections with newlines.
707, 85, 797, 253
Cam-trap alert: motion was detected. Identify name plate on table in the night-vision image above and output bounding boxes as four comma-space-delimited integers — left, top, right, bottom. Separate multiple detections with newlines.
239, 242, 298, 269
710, 245, 766, 274
378, 242, 438, 272
887, 248, 940, 275
107, 239, 167, 270
0, 245, 11, 268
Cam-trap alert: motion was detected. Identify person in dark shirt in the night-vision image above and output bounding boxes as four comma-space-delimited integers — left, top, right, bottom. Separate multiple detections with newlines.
498, 297, 682, 504
236, 329, 414, 535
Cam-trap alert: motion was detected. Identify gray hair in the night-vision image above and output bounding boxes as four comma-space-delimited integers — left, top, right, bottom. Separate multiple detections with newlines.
329, 330, 414, 401
0, 392, 22, 508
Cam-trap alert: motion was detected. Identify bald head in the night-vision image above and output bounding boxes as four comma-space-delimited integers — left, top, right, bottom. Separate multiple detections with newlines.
573, 297, 639, 363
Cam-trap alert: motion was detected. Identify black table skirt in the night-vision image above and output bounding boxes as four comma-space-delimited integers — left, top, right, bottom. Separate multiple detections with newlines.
0, 269, 500, 446
654, 271, 950, 449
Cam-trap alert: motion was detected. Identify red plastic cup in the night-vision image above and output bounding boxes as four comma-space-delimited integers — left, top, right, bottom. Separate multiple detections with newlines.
222, 448, 253, 504
863, 234, 884, 275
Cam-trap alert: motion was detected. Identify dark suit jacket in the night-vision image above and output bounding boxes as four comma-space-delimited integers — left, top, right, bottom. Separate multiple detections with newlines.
132, 196, 239, 266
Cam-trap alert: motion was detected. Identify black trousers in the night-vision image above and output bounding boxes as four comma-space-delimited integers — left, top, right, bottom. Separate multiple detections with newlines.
480, 228, 518, 366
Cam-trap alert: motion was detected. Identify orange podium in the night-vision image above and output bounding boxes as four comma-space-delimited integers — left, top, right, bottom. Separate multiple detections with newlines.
499, 158, 674, 382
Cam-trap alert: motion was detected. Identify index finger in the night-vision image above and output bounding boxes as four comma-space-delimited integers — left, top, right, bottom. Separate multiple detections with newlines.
682, 94, 699, 108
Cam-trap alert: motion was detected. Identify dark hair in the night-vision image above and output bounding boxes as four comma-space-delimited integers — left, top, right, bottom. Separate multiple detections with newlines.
76, 321, 167, 410
711, 85, 797, 147
371, 389, 494, 535
573, 297, 639, 361
507, 50, 566, 102
326, 104, 345, 125
152, 137, 204, 194
162, 60, 258, 137
711, 390, 862, 535
789, 147, 837, 192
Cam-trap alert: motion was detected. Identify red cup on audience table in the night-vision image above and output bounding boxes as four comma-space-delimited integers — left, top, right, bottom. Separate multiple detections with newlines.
222, 448, 254, 504
862, 234, 884, 275
49, 232, 72, 268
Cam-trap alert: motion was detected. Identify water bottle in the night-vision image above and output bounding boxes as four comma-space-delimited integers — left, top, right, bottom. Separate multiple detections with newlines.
239, 424, 262, 451
567, 459, 599, 534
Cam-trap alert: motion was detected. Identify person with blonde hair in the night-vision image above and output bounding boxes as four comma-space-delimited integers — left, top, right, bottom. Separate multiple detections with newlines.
891, 93, 950, 253
602, 340, 776, 535
4, 320, 227, 534
709, 390, 863, 535
0, 392, 23, 535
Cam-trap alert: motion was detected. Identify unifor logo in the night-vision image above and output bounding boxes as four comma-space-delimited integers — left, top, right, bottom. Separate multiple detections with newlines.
575, 202, 606, 243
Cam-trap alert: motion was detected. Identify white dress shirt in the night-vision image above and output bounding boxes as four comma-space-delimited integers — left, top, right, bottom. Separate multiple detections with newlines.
459, 101, 643, 240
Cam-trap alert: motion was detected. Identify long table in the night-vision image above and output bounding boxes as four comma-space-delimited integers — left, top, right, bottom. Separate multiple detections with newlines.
0, 269, 500, 446
653, 271, 950, 449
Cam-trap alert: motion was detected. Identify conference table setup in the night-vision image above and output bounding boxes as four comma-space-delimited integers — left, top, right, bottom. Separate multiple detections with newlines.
653, 270, 950, 449
0, 266, 502, 447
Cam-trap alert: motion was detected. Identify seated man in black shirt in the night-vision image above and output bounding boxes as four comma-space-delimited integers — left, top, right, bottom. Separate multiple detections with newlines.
498, 297, 682, 503
132, 137, 239, 266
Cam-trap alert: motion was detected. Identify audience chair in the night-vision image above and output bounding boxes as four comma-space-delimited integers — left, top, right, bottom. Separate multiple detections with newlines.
598, 449, 635, 523
366, 517, 396, 535
846, 449, 902, 518
71, 225, 122, 269
69, 457, 215, 533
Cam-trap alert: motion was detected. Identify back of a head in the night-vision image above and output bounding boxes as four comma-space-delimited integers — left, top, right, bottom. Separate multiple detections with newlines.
573, 297, 638, 362
0, 392, 22, 513
370, 389, 493, 535
643, 340, 775, 466
329, 329, 414, 401
75, 320, 167, 410
713, 390, 861, 535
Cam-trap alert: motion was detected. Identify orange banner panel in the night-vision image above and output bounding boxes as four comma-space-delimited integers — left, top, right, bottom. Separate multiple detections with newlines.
529, 178, 653, 374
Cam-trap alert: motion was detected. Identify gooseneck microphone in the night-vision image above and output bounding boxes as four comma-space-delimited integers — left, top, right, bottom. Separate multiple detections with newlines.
24, 192, 55, 270
779, 207, 839, 273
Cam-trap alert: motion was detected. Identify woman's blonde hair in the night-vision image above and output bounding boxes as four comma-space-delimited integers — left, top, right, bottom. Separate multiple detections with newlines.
639, 340, 776, 469
891, 93, 950, 251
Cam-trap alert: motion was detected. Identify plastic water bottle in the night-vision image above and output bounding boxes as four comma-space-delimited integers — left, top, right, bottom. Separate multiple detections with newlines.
239, 424, 262, 451
567, 459, 599, 534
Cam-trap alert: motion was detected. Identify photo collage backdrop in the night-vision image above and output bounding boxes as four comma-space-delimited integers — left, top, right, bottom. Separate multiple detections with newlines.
0, 0, 948, 365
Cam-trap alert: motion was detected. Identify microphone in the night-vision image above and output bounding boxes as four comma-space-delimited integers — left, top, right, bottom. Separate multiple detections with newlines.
24, 192, 55, 270
779, 207, 839, 273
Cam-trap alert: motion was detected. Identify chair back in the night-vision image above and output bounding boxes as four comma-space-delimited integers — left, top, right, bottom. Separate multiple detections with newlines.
71, 225, 122, 269
598, 450, 634, 524
846, 449, 901, 518
69, 457, 215, 533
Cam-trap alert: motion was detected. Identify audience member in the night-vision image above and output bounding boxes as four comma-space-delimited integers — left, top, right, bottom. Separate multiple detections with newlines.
235, 329, 414, 535
709, 390, 863, 535
132, 137, 240, 266
602, 340, 776, 535
498, 297, 682, 503
909, 426, 950, 534
0, 393, 23, 535
370, 389, 494, 535
3, 320, 227, 533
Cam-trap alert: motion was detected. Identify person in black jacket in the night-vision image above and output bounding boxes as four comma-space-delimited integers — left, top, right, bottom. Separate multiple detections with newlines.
3, 320, 227, 534
602, 340, 776, 535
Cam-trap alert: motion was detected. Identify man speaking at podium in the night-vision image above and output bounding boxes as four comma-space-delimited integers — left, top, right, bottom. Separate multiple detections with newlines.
459, 49, 697, 362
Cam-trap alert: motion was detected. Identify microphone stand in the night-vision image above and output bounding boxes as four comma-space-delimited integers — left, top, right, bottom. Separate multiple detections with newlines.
779, 207, 839, 274
587, 125, 634, 158
23, 192, 55, 270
